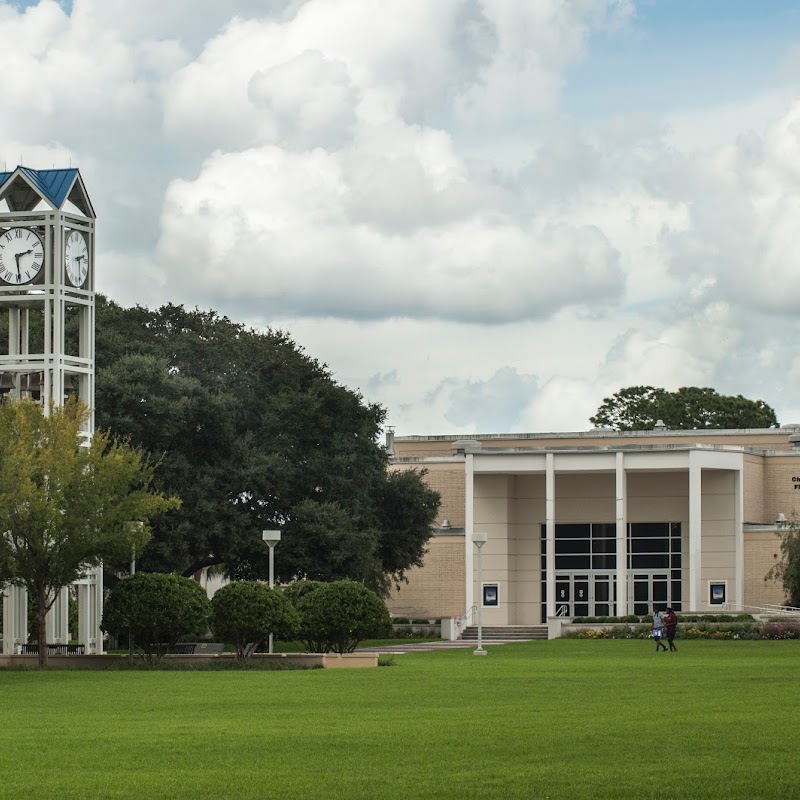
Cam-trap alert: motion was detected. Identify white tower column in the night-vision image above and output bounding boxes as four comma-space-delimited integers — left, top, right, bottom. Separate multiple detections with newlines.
46, 586, 70, 644
2, 585, 28, 654
76, 566, 104, 654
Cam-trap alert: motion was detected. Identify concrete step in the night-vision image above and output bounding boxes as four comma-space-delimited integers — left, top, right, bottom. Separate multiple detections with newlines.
460, 625, 548, 641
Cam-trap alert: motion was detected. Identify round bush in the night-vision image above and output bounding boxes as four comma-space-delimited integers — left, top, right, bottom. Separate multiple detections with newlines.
211, 581, 300, 657
102, 572, 211, 662
287, 579, 392, 653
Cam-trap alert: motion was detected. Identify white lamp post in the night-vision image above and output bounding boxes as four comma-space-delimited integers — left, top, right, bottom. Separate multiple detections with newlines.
262, 530, 281, 653
472, 532, 488, 656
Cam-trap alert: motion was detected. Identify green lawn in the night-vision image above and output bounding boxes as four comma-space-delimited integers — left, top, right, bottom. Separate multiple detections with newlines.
1, 639, 799, 799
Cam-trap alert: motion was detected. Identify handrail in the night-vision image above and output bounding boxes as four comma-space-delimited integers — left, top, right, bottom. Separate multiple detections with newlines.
723, 602, 800, 617
556, 604, 570, 617
457, 605, 478, 632
460, 605, 477, 625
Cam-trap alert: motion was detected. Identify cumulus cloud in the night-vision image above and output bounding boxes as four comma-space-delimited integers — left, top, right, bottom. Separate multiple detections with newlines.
157, 143, 624, 322
4, 0, 800, 433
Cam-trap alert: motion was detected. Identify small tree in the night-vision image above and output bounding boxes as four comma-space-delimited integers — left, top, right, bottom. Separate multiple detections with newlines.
287, 580, 392, 653
102, 572, 211, 663
211, 581, 299, 658
0, 398, 178, 667
766, 518, 800, 608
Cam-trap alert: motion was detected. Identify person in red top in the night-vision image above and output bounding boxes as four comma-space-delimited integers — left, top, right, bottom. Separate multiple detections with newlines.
665, 607, 678, 652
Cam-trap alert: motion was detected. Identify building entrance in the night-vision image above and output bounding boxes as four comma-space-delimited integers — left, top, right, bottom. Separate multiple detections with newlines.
554, 573, 617, 617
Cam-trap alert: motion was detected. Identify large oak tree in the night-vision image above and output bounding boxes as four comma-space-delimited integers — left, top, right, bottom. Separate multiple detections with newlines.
93, 296, 439, 592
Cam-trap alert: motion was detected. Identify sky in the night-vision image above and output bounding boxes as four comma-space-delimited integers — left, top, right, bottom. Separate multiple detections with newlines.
3, 0, 800, 436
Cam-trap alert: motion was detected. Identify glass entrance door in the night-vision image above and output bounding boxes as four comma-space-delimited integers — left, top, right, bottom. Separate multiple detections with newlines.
555, 573, 616, 617
629, 572, 669, 616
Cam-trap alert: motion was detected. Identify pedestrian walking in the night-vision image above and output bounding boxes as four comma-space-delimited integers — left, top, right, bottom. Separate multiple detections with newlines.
665, 607, 678, 652
652, 609, 667, 652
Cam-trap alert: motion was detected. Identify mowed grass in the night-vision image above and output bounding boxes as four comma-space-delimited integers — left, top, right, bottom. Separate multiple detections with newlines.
1, 640, 799, 799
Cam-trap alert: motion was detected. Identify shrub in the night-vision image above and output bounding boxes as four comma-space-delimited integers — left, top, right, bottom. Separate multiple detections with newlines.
392, 617, 411, 624
287, 579, 392, 653
211, 581, 300, 658
102, 573, 211, 663
760, 622, 800, 640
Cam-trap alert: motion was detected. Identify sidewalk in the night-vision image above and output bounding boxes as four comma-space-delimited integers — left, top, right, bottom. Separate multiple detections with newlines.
356, 638, 534, 654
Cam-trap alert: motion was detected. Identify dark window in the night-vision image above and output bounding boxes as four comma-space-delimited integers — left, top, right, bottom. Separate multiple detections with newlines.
592, 554, 616, 569
556, 524, 590, 539
555, 554, 591, 570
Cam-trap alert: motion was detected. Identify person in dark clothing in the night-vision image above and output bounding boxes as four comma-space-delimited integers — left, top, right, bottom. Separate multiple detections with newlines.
665, 607, 678, 652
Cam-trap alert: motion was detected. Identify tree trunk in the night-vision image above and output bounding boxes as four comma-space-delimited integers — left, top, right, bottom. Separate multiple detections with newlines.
37, 585, 48, 669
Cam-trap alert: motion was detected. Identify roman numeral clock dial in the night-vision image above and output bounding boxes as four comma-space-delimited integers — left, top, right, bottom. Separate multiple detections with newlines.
64, 230, 89, 287
0, 227, 44, 285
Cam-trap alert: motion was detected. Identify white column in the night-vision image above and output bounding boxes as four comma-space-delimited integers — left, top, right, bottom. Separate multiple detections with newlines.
2, 585, 28, 654
615, 452, 628, 617
93, 565, 104, 654
545, 453, 556, 617
734, 465, 744, 608
465, 453, 475, 612
688, 451, 702, 612
76, 566, 104, 654
46, 586, 70, 644
77, 582, 90, 650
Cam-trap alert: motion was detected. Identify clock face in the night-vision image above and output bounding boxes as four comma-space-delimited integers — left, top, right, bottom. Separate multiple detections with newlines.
0, 227, 45, 285
65, 230, 89, 287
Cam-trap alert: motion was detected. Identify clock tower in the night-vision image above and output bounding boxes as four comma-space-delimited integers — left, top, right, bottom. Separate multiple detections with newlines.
0, 166, 103, 655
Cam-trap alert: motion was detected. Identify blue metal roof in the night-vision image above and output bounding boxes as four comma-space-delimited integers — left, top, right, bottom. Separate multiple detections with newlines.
20, 167, 79, 208
0, 166, 93, 216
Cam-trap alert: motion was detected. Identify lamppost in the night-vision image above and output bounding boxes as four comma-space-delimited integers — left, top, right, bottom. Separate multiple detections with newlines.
262, 530, 281, 654
472, 532, 488, 656
129, 546, 135, 659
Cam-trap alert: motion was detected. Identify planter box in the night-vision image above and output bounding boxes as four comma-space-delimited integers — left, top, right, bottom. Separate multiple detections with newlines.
0, 652, 379, 669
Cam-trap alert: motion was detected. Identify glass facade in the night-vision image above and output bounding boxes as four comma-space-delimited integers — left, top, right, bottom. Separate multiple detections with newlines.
540, 522, 682, 620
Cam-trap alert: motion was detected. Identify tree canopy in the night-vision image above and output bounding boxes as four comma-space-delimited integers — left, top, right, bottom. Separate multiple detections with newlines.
590, 386, 779, 431
0, 399, 177, 666
93, 296, 440, 592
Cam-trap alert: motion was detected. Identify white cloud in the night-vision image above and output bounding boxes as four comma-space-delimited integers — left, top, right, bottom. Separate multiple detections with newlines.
4, 0, 800, 434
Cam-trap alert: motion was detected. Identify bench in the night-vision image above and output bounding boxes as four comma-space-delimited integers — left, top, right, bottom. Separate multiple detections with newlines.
20, 643, 86, 655
169, 642, 225, 655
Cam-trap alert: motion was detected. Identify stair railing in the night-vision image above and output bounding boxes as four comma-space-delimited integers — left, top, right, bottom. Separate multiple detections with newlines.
456, 605, 478, 637
723, 601, 800, 617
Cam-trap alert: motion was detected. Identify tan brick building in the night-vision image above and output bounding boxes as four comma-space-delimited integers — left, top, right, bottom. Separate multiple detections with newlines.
387, 426, 800, 624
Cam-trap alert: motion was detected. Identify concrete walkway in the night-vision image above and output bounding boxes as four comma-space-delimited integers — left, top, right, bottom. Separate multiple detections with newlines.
356, 638, 535, 654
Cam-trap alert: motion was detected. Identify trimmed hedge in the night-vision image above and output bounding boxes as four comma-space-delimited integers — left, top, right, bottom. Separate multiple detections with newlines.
571, 613, 754, 624
565, 620, 798, 640
102, 573, 212, 662
286, 579, 392, 653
